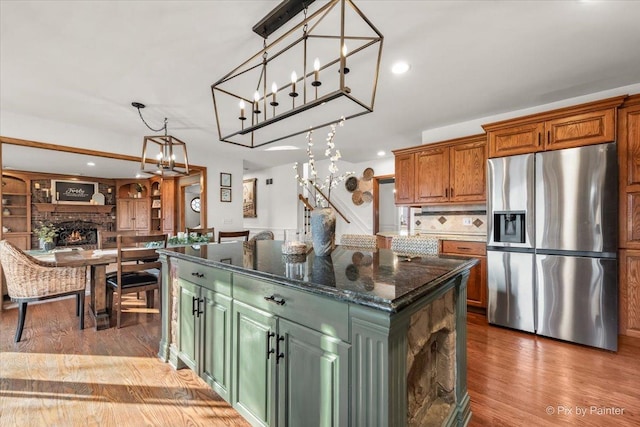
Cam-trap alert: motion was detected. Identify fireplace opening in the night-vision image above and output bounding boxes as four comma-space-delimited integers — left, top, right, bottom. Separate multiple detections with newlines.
54, 220, 99, 247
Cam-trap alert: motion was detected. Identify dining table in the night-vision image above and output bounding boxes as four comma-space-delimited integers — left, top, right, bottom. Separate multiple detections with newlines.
29, 248, 118, 330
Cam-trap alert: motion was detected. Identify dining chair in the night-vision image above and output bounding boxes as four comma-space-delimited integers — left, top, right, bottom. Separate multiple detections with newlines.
0, 240, 88, 342
106, 234, 167, 328
186, 227, 216, 242
97, 230, 138, 249
217, 230, 250, 243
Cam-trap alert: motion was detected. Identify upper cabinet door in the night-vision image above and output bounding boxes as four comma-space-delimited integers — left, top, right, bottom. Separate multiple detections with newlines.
449, 139, 487, 203
545, 108, 616, 151
487, 122, 544, 158
415, 147, 449, 204
619, 97, 640, 249
394, 153, 415, 204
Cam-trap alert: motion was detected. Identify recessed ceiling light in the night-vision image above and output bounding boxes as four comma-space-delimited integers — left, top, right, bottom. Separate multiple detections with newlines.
264, 145, 300, 151
391, 61, 410, 75
87, 162, 95, 166
377, 150, 385, 157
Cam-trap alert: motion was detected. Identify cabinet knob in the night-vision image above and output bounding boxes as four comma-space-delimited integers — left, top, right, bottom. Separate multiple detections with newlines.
264, 295, 286, 306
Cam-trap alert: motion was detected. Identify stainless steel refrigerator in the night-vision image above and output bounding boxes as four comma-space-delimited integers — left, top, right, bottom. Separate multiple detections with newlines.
487, 142, 618, 351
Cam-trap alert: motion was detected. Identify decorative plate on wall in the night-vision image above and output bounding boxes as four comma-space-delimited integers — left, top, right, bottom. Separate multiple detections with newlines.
345, 176, 358, 192
362, 167, 374, 181
352, 190, 364, 206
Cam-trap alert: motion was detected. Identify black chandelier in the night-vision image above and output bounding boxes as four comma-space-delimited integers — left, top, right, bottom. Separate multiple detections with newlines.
211, 0, 383, 148
132, 102, 190, 177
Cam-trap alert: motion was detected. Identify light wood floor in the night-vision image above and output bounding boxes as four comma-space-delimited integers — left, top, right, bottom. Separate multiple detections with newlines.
1, 296, 639, 426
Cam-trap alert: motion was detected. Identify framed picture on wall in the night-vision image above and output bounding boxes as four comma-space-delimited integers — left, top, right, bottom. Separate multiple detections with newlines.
243, 178, 257, 218
220, 172, 231, 187
220, 187, 231, 202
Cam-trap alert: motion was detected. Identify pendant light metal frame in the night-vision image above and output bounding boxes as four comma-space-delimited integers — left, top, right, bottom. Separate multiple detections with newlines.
133, 102, 190, 177
211, 0, 383, 149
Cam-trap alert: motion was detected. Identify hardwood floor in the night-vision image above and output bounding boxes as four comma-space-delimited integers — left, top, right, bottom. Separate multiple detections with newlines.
1, 297, 639, 426
0, 295, 249, 426
466, 313, 640, 427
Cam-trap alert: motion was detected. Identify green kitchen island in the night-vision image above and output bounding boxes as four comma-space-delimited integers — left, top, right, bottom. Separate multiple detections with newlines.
157, 240, 477, 427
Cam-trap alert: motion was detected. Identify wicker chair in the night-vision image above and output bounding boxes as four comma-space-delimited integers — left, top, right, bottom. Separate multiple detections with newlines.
340, 234, 377, 249
0, 240, 88, 342
249, 230, 274, 242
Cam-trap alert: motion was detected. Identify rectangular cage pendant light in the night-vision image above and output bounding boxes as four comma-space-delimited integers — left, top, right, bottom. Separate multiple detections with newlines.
211, 0, 383, 148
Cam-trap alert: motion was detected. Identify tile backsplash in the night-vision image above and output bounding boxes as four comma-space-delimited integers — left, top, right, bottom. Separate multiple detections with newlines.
411, 208, 486, 236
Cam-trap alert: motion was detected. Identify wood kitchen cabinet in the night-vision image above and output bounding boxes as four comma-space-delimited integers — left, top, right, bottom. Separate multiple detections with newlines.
393, 134, 486, 206
619, 250, 640, 339
160, 178, 175, 235
484, 95, 625, 158
393, 152, 415, 204
440, 240, 487, 309
117, 198, 149, 231
1, 173, 31, 297
618, 94, 640, 338
149, 178, 175, 234
1, 174, 30, 246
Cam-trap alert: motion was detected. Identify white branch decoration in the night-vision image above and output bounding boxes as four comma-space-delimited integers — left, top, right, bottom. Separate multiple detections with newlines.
294, 116, 354, 209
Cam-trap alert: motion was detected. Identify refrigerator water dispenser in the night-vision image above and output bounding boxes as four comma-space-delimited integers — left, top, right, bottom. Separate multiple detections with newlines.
493, 211, 526, 244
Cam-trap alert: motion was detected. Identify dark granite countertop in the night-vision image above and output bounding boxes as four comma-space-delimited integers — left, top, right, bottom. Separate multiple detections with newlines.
158, 240, 477, 313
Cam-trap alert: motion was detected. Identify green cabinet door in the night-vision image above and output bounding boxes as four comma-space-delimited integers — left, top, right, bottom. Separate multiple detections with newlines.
232, 300, 277, 427
201, 288, 232, 402
178, 279, 198, 370
277, 319, 350, 427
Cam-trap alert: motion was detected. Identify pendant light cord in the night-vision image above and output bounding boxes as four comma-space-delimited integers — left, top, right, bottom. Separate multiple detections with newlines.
134, 104, 167, 135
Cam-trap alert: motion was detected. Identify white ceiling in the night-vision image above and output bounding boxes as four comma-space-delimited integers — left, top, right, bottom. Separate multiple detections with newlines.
2, 0, 640, 177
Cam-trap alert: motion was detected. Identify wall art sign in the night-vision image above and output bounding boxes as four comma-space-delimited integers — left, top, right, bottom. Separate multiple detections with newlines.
52, 180, 98, 204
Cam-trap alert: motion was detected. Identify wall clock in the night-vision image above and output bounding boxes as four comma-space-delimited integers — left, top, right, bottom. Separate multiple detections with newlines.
190, 197, 201, 212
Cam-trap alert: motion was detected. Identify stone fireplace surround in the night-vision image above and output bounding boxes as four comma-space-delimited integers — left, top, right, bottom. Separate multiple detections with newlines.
31, 211, 115, 250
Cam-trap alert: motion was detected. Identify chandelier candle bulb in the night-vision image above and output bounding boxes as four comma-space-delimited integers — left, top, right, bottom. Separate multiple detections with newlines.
239, 100, 246, 120
270, 82, 279, 106
341, 44, 350, 74
253, 91, 261, 114
312, 57, 321, 87
289, 71, 298, 97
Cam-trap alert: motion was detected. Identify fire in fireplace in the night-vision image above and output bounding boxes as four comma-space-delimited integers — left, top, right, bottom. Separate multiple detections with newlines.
54, 220, 99, 247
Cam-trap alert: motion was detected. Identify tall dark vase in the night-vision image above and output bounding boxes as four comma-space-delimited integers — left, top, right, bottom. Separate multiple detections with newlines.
310, 207, 336, 256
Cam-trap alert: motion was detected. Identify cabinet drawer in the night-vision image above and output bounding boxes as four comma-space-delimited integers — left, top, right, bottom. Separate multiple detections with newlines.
233, 274, 349, 341
176, 260, 231, 296
441, 240, 486, 256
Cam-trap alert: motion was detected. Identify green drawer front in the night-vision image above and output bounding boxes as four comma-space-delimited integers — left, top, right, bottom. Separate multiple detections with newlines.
234, 274, 349, 341
176, 260, 232, 296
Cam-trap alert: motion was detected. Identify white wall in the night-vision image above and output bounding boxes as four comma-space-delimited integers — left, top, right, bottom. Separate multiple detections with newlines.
242, 163, 298, 239
0, 110, 245, 232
